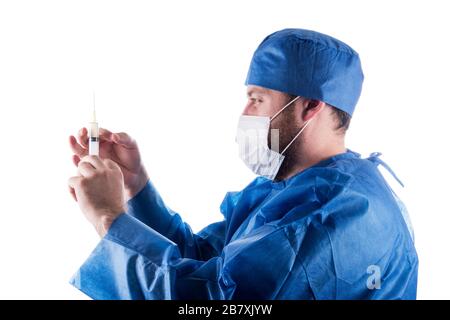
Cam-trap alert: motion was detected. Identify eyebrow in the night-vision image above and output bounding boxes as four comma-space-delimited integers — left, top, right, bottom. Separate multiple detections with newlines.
247, 89, 268, 97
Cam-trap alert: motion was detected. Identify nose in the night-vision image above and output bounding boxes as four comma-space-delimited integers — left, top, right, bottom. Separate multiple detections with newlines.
241, 101, 256, 116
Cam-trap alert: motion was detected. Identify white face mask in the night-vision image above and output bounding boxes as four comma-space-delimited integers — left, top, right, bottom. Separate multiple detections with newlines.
236, 96, 312, 180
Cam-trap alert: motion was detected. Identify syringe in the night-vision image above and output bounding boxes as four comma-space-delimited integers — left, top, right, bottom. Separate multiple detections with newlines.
88, 91, 99, 156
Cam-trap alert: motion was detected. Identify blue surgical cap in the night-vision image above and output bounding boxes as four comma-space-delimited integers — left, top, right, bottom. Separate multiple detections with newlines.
245, 28, 364, 116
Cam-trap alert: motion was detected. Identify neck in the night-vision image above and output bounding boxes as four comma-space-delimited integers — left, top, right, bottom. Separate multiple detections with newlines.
274, 138, 346, 182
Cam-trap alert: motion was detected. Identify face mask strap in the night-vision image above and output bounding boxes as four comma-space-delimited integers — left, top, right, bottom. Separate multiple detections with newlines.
280, 119, 312, 155
270, 96, 300, 121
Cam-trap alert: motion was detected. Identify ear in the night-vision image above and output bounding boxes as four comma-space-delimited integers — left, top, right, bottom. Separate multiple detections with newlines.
302, 99, 326, 121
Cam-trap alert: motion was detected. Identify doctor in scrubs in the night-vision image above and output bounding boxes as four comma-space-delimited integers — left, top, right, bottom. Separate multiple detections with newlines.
68, 29, 418, 299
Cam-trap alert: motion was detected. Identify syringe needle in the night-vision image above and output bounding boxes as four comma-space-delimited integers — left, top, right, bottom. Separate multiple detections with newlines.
92, 91, 96, 122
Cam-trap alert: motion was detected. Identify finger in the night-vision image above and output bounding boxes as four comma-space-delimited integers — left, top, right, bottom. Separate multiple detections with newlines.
103, 158, 121, 171
68, 176, 82, 189
99, 127, 115, 142
69, 136, 88, 157
78, 161, 96, 177
77, 127, 88, 148
79, 155, 106, 170
68, 186, 77, 202
112, 132, 137, 149
72, 154, 81, 167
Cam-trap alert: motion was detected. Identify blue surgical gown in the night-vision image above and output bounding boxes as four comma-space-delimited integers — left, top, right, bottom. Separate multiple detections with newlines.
71, 150, 418, 299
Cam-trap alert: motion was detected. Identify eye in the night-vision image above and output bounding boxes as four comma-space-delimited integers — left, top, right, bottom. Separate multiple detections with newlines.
249, 97, 263, 104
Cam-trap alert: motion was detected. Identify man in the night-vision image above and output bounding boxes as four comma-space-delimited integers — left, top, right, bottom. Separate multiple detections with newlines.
68, 29, 418, 299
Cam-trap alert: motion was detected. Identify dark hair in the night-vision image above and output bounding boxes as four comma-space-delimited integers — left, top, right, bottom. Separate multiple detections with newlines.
328, 105, 351, 133
285, 94, 351, 133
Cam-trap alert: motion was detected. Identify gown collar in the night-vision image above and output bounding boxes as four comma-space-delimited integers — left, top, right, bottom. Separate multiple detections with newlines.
269, 149, 404, 189
270, 149, 360, 189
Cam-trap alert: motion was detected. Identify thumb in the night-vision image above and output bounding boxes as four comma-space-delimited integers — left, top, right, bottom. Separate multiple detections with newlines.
112, 132, 137, 149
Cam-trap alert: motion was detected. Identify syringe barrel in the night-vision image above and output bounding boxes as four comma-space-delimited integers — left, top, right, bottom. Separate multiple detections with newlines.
88, 122, 99, 156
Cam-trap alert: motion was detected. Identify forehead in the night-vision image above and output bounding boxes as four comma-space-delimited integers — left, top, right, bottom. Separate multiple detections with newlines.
246, 85, 283, 97
247, 85, 270, 95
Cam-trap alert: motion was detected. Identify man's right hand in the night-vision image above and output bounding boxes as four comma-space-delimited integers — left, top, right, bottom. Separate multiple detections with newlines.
69, 128, 149, 201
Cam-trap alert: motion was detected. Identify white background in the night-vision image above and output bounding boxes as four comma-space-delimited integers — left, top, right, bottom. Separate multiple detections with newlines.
0, 0, 448, 299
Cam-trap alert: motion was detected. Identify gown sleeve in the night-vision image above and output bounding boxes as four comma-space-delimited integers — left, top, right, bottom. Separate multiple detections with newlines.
125, 180, 226, 260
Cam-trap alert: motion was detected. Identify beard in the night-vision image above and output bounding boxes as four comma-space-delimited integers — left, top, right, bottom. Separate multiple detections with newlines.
268, 108, 305, 180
